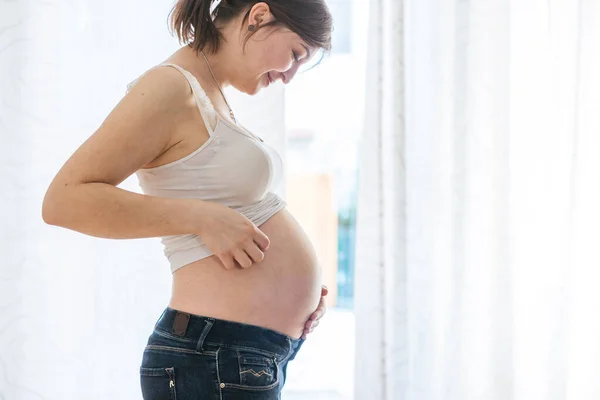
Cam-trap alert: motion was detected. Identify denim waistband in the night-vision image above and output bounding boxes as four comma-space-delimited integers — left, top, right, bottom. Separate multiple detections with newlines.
153, 307, 304, 361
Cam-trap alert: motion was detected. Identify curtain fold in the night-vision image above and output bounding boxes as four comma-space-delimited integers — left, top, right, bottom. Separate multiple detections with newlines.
355, 1, 600, 399
354, 0, 407, 399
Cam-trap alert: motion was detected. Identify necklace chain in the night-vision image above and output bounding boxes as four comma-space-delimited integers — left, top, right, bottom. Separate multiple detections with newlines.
200, 50, 236, 123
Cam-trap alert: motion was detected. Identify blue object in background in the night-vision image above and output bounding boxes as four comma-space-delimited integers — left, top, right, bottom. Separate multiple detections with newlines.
336, 187, 357, 310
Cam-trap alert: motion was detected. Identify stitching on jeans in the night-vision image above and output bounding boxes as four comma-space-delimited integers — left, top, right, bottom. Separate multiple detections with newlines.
219, 378, 280, 392
240, 355, 272, 366
217, 352, 281, 392
140, 367, 171, 377
145, 345, 217, 356
216, 348, 224, 399
197, 319, 214, 352
205, 342, 279, 359
237, 349, 242, 384
144, 345, 198, 355
240, 369, 273, 378
166, 367, 177, 398
153, 328, 197, 343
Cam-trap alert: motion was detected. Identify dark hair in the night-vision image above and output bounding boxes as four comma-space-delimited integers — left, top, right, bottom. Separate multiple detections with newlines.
168, 0, 332, 55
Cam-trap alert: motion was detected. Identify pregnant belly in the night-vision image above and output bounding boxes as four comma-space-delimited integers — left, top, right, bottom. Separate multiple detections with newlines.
168, 208, 323, 339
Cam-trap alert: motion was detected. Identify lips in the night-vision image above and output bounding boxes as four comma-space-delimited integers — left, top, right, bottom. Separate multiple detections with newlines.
266, 72, 272, 85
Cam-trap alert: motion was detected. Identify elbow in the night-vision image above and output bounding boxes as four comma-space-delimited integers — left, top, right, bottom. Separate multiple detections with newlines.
43, 179, 85, 226
42, 195, 60, 225
42, 185, 67, 226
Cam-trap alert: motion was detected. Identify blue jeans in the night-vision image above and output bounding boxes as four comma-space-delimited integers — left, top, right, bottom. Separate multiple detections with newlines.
139, 307, 306, 399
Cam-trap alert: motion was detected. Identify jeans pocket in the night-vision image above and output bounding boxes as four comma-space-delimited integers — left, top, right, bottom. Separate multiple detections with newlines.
239, 351, 278, 388
140, 367, 177, 400
217, 348, 280, 392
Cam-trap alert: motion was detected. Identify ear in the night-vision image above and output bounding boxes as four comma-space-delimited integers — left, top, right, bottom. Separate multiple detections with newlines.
247, 2, 275, 28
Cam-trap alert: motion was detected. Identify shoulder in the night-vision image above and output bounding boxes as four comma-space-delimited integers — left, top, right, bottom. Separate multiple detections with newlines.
125, 64, 194, 111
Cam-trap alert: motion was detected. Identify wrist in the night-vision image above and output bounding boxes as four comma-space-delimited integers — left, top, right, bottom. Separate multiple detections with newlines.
184, 198, 212, 234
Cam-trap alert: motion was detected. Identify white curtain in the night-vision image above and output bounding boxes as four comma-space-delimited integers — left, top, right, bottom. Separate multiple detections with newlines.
355, 1, 600, 399
0, 1, 284, 399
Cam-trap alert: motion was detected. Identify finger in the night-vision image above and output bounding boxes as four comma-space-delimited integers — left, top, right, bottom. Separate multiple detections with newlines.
319, 295, 327, 308
217, 254, 235, 270
311, 301, 327, 321
232, 249, 253, 269
244, 243, 265, 263
306, 318, 320, 330
321, 286, 329, 296
305, 320, 320, 331
311, 309, 325, 321
253, 228, 271, 251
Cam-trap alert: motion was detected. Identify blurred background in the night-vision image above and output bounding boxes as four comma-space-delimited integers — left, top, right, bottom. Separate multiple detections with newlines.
2, 0, 600, 399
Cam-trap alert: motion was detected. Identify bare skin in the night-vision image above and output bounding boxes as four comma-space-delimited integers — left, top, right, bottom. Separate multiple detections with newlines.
169, 209, 323, 339
144, 43, 326, 338
42, 3, 328, 340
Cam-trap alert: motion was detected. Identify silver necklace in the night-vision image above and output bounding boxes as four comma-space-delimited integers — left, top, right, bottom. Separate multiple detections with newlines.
200, 50, 236, 124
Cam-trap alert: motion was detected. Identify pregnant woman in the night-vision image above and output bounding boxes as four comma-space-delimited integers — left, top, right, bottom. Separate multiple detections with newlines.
41, 0, 333, 398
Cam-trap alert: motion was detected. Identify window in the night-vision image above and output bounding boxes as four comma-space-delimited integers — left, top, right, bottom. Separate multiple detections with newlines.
281, 1, 369, 398
329, 0, 353, 54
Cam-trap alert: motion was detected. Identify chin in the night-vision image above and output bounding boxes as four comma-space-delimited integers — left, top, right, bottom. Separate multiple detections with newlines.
248, 86, 262, 96
235, 82, 262, 96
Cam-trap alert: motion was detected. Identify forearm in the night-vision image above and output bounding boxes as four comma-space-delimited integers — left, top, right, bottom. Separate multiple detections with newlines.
42, 182, 203, 239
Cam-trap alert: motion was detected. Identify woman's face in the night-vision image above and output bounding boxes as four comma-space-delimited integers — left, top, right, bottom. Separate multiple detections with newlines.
230, 5, 318, 94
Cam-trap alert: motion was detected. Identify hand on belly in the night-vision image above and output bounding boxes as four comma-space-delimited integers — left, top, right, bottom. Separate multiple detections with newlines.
301, 285, 329, 339
171, 208, 324, 339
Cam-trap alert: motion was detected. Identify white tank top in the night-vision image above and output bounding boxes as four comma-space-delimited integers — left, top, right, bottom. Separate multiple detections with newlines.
126, 63, 286, 273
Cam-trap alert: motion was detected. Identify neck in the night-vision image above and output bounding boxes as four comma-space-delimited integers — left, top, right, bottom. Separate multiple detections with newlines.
174, 15, 249, 92
197, 48, 232, 88
181, 37, 243, 90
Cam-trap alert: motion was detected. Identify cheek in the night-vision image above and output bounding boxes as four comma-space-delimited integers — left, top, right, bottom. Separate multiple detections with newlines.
266, 53, 293, 73
260, 41, 294, 72
248, 54, 290, 77
245, 37, 293, 75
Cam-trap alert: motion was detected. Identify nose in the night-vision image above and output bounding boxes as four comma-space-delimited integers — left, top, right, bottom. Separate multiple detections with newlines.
280, 63, 300, 84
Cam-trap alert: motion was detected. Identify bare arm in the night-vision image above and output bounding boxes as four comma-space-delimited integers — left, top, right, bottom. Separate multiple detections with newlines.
42, 67, 208, 239
42, 66, 269, 269
45, 183, 208, 239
